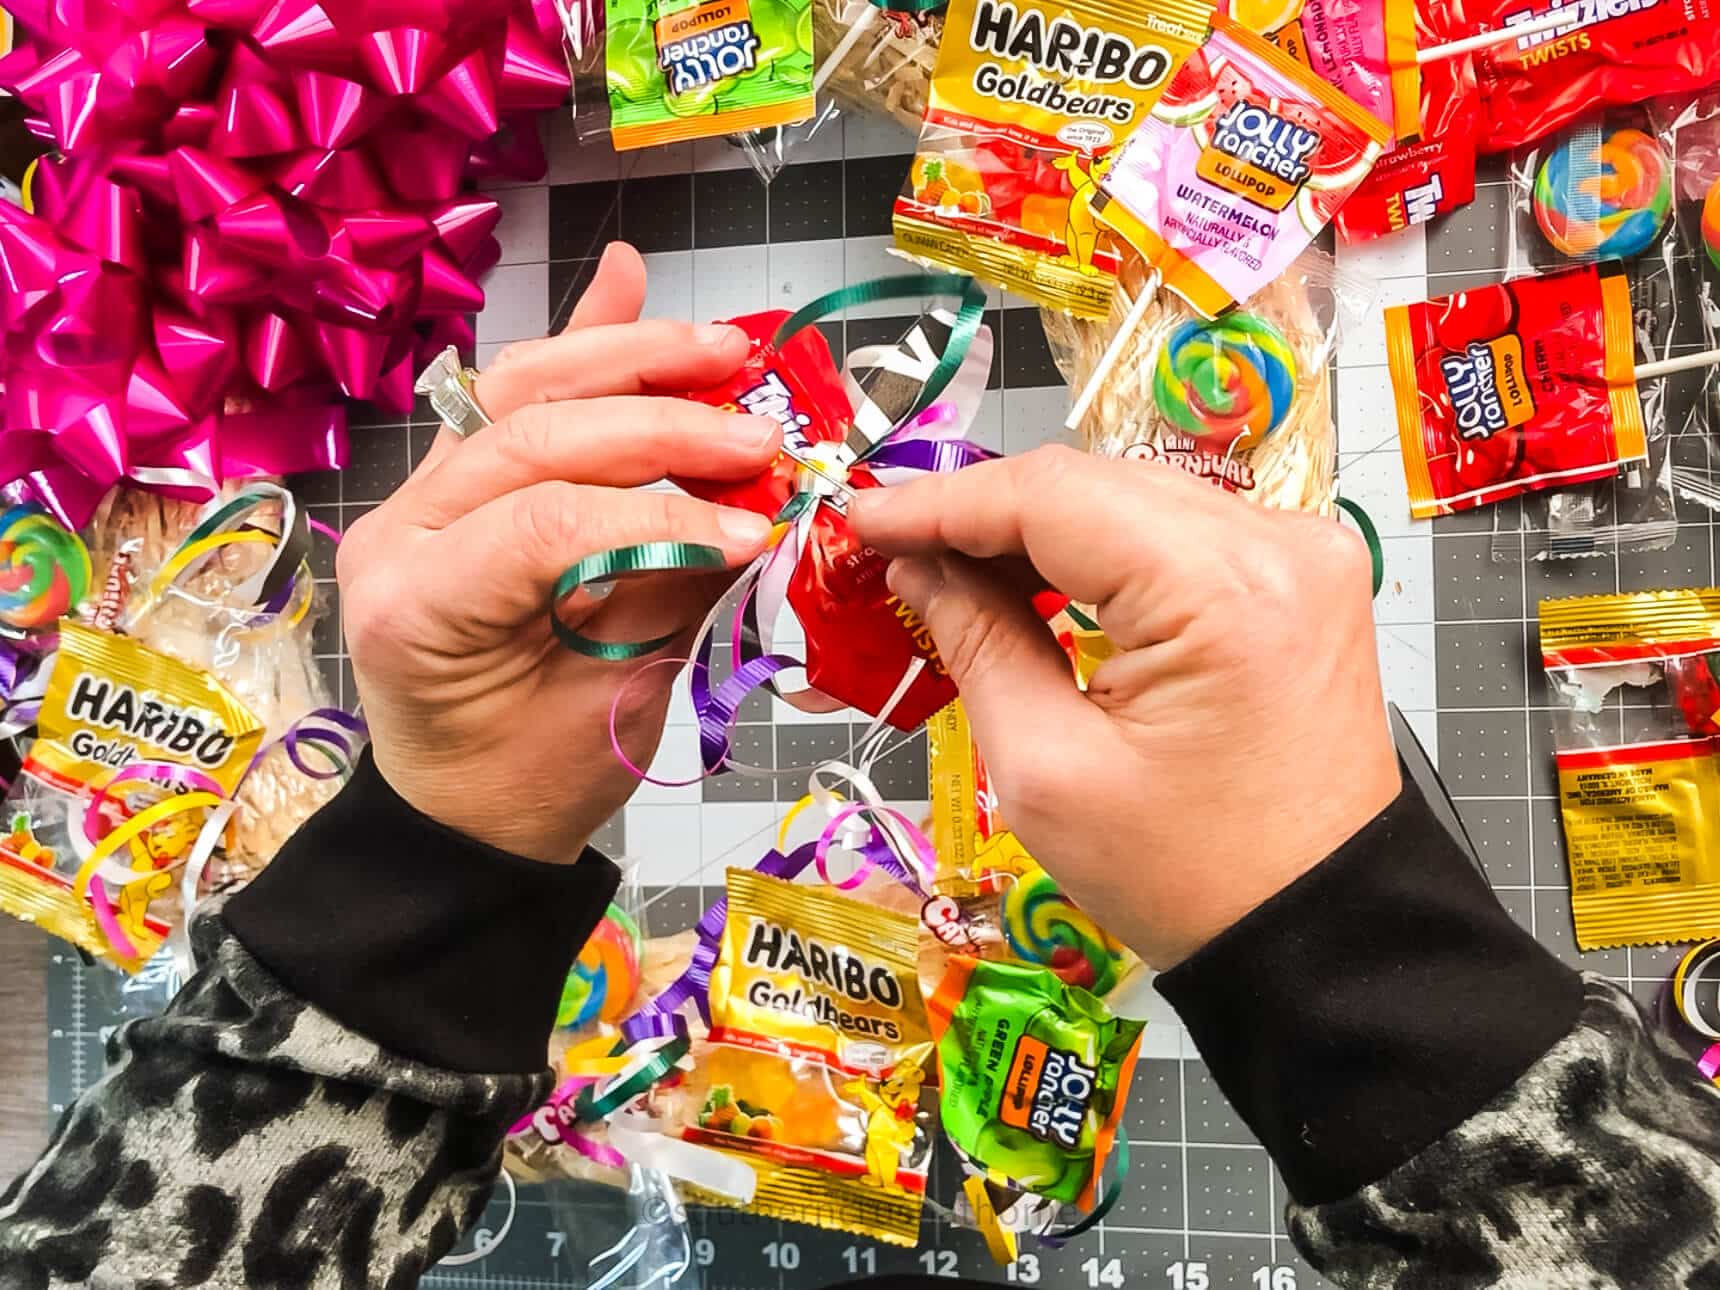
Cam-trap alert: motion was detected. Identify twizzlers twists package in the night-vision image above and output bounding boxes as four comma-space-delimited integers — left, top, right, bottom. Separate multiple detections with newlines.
1540, 589, 1720, 948
891, 0, 1209, 318
1093, 15, 1391, 317
1335, 0, 1482, 241
1471, 0, 1720, 153
1386, 266, 1647, 518
674, 312, 957, 729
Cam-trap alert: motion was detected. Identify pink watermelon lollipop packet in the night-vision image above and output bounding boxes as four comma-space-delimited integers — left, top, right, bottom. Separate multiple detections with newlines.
1093, 14, 1391, 318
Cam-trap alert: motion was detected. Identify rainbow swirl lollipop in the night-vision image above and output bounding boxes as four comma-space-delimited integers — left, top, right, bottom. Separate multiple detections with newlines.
557, 903, 643, 1029
1703, 177, 1720, 274
0, 505, 91, 631
1152, 314, 1297, 450
1001, 863, 1123, 996
1533, 126, 1671, 260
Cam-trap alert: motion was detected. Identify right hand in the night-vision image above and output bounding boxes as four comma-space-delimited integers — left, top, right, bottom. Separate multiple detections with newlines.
849, 446, 1399, 969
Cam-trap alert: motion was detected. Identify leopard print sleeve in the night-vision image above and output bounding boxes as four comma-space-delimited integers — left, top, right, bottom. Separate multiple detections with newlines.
1289, 976, 1720, 1289
0, 910, 548, 1290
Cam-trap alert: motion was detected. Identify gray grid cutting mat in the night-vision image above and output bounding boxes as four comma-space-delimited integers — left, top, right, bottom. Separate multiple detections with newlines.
38, 115, 1710, 1289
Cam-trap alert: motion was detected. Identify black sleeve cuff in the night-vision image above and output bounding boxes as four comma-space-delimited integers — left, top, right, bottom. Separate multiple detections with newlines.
1155, 768, 1584, 1206
224, 749, 621, 1074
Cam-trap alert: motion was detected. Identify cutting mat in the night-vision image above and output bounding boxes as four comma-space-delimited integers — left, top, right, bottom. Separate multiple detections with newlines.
38, 115, 1703, 1288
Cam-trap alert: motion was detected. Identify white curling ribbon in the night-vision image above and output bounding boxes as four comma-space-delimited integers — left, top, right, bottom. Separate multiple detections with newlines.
609, 1108, 757, 1203
172, 800, 239, 979
843, 317, 994, 448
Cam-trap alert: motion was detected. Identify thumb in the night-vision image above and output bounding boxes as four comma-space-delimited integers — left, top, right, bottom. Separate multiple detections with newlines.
887, 554, 1098, 753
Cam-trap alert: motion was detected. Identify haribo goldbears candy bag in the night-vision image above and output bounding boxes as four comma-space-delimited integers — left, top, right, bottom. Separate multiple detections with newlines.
0, 623, 262, 968
892, 0, 1209, 318
688, 869, 933, 1245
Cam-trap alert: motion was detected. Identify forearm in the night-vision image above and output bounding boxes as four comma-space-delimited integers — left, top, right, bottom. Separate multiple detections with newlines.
1158, 771, 1720, 1285
1292, 978, 1720, 1288
0, 753, 620, 1288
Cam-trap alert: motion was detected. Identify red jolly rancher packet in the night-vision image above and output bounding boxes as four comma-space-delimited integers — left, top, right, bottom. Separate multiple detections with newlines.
1386, 264, 1648, 518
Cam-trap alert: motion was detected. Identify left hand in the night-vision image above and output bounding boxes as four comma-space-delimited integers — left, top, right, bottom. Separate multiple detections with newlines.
338, 244, 782, 862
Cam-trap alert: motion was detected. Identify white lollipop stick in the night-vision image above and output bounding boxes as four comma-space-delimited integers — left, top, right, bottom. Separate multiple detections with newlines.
1417, 8, 1578, 62
1064, 287, 1154, 433
1637, 349, 1720, 381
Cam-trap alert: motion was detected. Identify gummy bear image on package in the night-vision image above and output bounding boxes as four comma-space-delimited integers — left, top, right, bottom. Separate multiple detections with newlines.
891, 0, 1210, 319
0, 623, 263, 969
686, 869, 934, 1247
606, 0, 816, 149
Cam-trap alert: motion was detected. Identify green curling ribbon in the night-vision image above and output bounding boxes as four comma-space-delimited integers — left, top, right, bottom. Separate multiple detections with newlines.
573, 1035, 692, 1123
552, 542, 728, 661
1063, 603, 1100, 632
1335, 497, 1384, 599
866, 0, 942, 12
772, 273, 987, 428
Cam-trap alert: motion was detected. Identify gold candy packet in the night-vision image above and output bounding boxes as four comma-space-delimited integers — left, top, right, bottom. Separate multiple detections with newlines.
1540, 590, 1720, 949
0, 623, 264, 968
689, 869, 933, 1246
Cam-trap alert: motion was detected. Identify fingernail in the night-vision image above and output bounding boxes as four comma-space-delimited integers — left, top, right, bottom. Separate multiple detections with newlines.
718, 508, 773, 548
728, 414, 779, 449
696, 323, 746, 351
886, 556, 943, 609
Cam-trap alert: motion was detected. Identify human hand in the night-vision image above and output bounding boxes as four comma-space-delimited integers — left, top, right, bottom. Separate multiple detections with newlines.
338, 243, 782, 862
849, 447, 1399, 968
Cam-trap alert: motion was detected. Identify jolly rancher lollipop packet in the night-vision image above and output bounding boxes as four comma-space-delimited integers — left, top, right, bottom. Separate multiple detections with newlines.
891, 0, 1210, 318
1386, 264, 1648, 518
606, 0, 815, 148
1092, 15, 1391, 318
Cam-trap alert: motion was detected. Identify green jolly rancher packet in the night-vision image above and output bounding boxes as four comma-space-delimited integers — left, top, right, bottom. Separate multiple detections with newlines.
927, 956, 1143, 1207
606, 0, 815, 149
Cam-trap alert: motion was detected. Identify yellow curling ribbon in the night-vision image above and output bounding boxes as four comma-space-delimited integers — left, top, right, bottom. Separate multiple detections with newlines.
71, 791, 222, 909
776, 790, 845, 850
964, 1174, 1019, 1265
146, 529, 277, 604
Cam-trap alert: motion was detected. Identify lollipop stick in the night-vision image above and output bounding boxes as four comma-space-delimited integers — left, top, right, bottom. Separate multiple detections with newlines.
1417, 8, 1576, 62
1636, 349, 1720, 381
1064, 287, 1154, 433
814, 2, 877, 93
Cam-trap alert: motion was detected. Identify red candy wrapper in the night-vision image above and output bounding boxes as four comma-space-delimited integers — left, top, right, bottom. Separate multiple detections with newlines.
1472, 0, 1720, 152
1387, 265, 1648, 517
675, 313, 957, 729
1336, 0, 1480, 241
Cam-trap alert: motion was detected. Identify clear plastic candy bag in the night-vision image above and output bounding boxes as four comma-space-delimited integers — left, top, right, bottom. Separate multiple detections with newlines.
1044, 248, 1370, 517
1490, 107, 1680, 559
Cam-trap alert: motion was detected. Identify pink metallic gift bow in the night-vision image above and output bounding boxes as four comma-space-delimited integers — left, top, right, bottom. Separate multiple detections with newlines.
0, 0, 572, 523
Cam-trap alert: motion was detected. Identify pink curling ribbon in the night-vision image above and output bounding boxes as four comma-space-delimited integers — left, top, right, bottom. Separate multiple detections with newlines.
0, 0, 571, 524
1702, 1045, 1720, 1082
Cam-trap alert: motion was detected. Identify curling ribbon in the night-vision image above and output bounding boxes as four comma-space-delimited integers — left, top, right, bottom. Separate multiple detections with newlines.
0, 0, 572, 523
556, 274, 1010, 755
1668, 940, 1720, 1085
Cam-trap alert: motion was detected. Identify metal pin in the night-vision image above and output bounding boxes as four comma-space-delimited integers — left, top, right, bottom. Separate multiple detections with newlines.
779, 445, 861, 499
